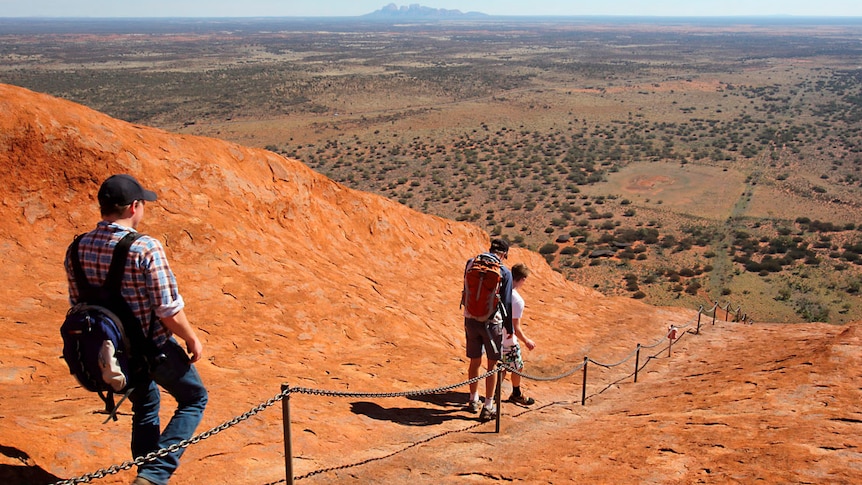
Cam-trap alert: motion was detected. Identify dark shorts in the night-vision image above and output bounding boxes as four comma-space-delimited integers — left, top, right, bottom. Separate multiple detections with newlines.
464, 318, 503, 361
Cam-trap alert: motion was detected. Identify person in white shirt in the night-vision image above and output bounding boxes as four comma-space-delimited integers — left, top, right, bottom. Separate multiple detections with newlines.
501, 263, 536, 405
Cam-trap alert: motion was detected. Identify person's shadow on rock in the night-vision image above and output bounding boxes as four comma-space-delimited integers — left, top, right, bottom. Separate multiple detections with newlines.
351, 391, 476, 426
0, 445, 63, 485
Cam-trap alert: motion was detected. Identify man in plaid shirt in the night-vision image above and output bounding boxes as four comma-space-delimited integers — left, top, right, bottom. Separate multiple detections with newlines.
65, 174, 207, 485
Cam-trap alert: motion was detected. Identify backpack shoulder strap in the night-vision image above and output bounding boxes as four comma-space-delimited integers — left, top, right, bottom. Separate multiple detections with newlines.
103, 232, 159, 341
71, 232, 145, 299
103, 232, 144, 296
69, 234, 91, 294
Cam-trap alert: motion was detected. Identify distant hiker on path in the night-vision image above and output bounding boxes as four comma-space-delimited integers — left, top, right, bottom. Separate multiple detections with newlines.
502, 262, 536, 405
461, 238, 513, 422
64, 174, 208, 485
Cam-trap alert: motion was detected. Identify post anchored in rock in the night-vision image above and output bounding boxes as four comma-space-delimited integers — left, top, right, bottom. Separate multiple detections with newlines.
281, 384, 294, 485
581, 356, 588, 405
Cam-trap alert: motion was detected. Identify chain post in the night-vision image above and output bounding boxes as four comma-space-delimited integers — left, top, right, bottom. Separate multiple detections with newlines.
581, 356, 588, 406
494, 367, 502, 434
282, 384, 294, 485
634, 344, 641, 383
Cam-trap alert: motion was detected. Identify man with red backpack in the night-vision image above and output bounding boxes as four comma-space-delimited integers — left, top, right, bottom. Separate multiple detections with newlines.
461, 238, 513, 421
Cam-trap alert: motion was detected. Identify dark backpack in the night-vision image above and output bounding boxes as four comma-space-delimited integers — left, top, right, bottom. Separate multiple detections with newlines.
462, 253, 503, 322
61, 232, 148, 422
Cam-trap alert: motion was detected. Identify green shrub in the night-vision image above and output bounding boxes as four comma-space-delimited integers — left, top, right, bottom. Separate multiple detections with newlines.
539, 243, 560, 254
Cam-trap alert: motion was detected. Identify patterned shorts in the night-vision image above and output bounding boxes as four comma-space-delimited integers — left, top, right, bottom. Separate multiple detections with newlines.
501, 343, 524, 371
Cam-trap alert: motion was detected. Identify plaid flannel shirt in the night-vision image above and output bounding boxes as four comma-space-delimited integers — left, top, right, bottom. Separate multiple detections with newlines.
65, 221, 184, 349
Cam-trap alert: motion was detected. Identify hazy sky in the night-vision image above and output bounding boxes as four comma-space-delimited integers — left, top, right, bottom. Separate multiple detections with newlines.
2, 1, 861, 18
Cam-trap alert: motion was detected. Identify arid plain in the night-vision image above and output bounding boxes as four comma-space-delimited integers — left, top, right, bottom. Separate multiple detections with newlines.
1, 15, 862, 484
3, 17, 862, 322
3, 16, 862, 323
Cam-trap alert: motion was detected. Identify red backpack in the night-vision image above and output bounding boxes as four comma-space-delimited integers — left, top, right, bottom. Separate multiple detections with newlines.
462, 253, 502, 322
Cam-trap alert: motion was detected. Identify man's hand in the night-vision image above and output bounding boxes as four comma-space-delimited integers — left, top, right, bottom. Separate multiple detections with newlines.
186, 337, 204, 363
161, 309, 204, 363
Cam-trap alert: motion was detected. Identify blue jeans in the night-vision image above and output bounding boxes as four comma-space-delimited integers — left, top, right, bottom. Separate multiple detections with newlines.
129, 338, 207, 485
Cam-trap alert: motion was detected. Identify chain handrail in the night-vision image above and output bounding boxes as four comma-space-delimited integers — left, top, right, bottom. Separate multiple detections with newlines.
501, 358, 586, 381
51, 388, 293, 485
52, 302, 750, 484
290, 368, 497, 399
50, 371, 498, 485
291, 419, 488, 481
588, 346, 640, 368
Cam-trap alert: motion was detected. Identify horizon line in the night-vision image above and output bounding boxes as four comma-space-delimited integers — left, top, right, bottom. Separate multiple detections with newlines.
3, 14, 862, 19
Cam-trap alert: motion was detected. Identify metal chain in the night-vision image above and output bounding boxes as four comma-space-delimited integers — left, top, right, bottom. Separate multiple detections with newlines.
52, 388, 293, 485
291, 368, 498, 399
639, 337, 666, 349
589, 346, 640, 368
53, 303, 744, 485
501, 360, 585, 381
293, 420, 488, 481
50, 372, 499, 484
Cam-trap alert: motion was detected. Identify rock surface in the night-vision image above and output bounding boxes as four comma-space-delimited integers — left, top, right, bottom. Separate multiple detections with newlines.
0, 83, 860, 484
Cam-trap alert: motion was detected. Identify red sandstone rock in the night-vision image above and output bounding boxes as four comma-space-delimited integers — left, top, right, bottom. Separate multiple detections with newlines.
0, 83, 859, 484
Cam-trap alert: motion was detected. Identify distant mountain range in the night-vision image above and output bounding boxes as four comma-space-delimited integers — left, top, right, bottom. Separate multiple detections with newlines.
363, 3, 488, 19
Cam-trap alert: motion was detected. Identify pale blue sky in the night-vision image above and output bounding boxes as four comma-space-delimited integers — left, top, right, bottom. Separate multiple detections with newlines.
2, 1, 861, 18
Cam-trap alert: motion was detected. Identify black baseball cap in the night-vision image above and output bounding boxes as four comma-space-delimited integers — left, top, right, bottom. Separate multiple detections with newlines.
97, 174, 157, 207
490, 238, 510, 254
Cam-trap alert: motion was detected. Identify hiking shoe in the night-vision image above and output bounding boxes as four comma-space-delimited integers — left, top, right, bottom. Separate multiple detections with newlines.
131, 478, 156, 485
479, 406, 497, 422
508, 394, 535, 406
466, 400, 481, 413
